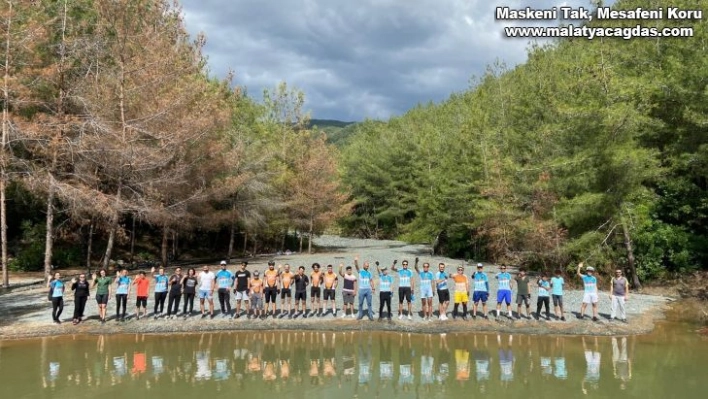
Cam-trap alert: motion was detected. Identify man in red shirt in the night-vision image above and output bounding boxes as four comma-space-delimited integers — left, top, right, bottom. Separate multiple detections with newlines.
133, 271, 150, 320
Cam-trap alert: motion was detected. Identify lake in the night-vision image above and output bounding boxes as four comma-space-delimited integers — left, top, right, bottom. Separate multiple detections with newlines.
0, 319, 705, 398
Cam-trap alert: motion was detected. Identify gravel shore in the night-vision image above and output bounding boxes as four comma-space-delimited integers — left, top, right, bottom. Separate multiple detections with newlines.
0, 236, 672, 339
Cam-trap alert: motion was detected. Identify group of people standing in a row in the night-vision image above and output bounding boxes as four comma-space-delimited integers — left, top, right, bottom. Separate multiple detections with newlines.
47, 257, 630, 325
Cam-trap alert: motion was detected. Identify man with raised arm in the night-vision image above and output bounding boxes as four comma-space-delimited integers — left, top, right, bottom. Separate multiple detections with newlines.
339, 264, 357, 318
353, 256, 375, 321
577, 262, 599, 321
390, 259, 415, 320
414, 259, 435, 321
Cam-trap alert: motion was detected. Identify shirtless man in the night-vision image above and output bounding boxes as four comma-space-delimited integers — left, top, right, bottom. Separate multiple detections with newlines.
322, 264, 339, 317
310, 263, 323, 316
279, 264, 295, 318
263, 261, 280, 318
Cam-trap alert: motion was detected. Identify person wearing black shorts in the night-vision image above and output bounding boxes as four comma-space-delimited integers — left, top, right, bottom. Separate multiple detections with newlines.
294, 266, 309, 317
310, 263, 323, 316
263, 261, 280, 318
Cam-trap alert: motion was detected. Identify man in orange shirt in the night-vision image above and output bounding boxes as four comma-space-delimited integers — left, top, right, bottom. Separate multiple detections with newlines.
310, 263, 323, 317
263, 261, 280, 318
322, 264, 339, 317
452, 266, 470, 320
279, 264, 295, 318
133, 271, 150, 320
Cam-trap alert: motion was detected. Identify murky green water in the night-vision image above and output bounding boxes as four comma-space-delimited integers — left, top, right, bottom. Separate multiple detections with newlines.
0, 322, 706, 398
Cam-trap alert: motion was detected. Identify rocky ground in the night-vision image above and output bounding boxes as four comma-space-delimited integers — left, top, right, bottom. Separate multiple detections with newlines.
0, 236, 674, 339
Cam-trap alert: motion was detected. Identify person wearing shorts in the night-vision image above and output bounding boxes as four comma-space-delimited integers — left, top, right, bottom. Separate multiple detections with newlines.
322, 264, 338, 316
435, 263, 451, 320
391, 259, 414, 319
495, 265, 513, 318
263, 261, 280, 318
232, 262, 250, 318
550, 269, 566, 321
339, 264, 357, 318
133, 271, 150, 320
452, 266, 470, 320
472, 263, 489, 318
514, 268, 531, 319
92, 269, 112, 323
415, 260, 435, 320
198, 265, 216, 318
293, 266, 309, 317
577, 262, 599, 321
310, 263, 323, 316
279, 264, 294, 318
249, 271, 264, 319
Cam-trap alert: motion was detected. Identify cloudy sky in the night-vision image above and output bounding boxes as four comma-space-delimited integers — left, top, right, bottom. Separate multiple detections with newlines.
180, 0, 606, 121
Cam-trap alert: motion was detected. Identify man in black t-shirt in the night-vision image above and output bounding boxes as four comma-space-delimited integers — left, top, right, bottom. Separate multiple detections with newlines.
233, 261, 251, 319
293, 266, 309, 318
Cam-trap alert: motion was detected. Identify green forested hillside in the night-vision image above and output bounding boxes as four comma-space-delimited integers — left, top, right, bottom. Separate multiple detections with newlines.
339, 0, 708, 284
309, 119, 360, 147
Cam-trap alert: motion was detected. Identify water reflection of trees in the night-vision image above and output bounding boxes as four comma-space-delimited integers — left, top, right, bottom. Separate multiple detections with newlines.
36, 332, 645, 395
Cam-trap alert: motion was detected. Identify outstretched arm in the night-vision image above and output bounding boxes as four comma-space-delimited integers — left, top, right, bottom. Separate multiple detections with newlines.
354, 256, 360, 272
390, 259, 399, 272
576, 262, 584, 278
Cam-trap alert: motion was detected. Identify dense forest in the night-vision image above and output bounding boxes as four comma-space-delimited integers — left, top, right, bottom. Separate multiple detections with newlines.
0, 0, 350, 285
339, 0, 708, 286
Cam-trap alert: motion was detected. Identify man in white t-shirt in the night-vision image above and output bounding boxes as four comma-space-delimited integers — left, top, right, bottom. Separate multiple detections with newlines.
198, 264, 216, 318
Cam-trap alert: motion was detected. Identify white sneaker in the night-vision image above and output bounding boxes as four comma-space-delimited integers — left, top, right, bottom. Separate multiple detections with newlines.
441, 315, 448, 321
398, 314, 403, 320
350, 314, 356, 319
407, 315, 412, 320
341, 313, 347, 318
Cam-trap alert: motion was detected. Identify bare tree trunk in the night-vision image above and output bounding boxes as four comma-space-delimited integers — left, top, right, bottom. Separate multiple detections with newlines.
281, 227, 287, 252
308, 216, 313, 254
243, 231, 247, 254
298, 231, 303, 253
172, 231, 177, 262
129, 214, 135, 263
621, 222, 641, 290
252, 235, 257, 256
43, 181, 55, 282
86, 220, 93, 270
1, 1, 13, 288
227, 219, 235, 262
102, 183, 122, 269
161, 226, 168, 267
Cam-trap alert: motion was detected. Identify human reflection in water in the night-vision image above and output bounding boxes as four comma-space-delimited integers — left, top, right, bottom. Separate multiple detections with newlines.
419, 334, 435, 394
278, 332, 292, 385
436, 333, 450, 386
195, 333, 213, 382
377, 333, 394, 396
131, 351, 146, 377
553, 337, 567, 380
42, 361, 60, 389
581, 336, 601, 394
112, 352, 128, 386
497, 334, 514, 387
612, 336, 632, 390
357, 334, 372, 394
539, 338, 553, 381
308, 332, 322, 386
263, 332, 278, 389
232, 334, 249, 388
396, 333, 414, 394
342, 332, 356, 386
454, 346, 470, 386
473, 334, 491, 394
323, 333, 338, 382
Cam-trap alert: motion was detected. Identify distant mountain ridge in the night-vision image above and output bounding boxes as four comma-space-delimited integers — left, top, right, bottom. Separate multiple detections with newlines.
308, 119, 360, 147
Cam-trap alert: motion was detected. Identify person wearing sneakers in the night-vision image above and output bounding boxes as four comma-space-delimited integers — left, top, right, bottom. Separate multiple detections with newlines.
495, 265, 513, 319
166, 267, 183, 319
353, 256, 375, 321
249, 270, 264, 319
452, 266, 470, 320
132, 271, 150, 320
415, 259, 435, 321
339, 264, 357, 318
376, 262, 394, 320
310, 263, 324, 316
114, 269, 131, 322
263, 261, 280, 318
577, 262, 599, 321
472, 263, 490, 319
232, 261, 250, 319
215, 261, 233, 317
536, 272, 551, 320
391, 259, 415, 320
293, 266, 309, 318
322, 264, 339, 317
610, 268, 629, 322
550, 269, 566, 321
435, 263, 451, 321
151, 266, 169, 319
514, 268, 531, 319
279, 264, 295, 318
198, 264, 216, 318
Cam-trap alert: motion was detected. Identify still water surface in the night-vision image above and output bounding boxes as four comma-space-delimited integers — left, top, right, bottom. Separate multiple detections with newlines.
0, 322, 705, 398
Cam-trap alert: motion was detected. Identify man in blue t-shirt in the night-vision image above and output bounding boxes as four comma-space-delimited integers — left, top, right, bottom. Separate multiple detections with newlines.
415, 259, 435, 321
391, 259, 415, 320
550, 269, 566, 321
215, 261, 234, 317
151, 266, 169, 318
435, 263, 451, 320
495, 265, 513, 318
376, 262, 394, 320
354, 256, 375, 320
472, 263, 490, 319
577, 262, 599, 321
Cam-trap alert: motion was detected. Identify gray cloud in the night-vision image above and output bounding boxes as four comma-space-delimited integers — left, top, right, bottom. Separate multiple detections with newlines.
180, 0, 604, 120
